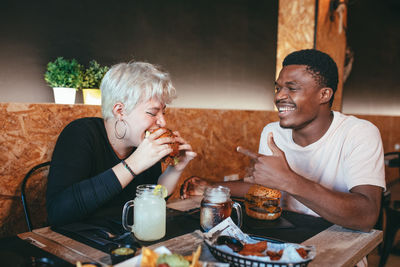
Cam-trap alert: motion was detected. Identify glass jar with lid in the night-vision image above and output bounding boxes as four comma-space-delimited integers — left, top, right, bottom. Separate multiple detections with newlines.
200, 186, 242, 231
122, 184, 166, 241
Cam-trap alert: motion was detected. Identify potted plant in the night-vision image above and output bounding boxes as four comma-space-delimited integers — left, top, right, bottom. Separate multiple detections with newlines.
44, 57, 82, 104
80, 60, 109, 105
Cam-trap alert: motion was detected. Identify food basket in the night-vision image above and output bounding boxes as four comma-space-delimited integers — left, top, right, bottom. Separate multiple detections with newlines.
204, 236, 315, 267
203, 217, 315, 267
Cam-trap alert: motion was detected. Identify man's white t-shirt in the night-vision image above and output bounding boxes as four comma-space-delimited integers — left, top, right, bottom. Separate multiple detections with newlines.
258, 111, 386, 216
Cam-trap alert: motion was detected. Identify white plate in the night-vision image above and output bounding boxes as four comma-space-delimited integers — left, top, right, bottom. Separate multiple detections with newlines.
114, 245, 229, 267
114, 246, 171, 267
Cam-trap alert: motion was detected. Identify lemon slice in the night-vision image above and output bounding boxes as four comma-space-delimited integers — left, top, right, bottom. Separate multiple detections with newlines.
154, 185, 168, 198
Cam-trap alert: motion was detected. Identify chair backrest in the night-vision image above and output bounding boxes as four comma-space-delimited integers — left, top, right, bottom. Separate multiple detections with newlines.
376, 190, 391, 231
378, 152, 400, 266
21, 161, 51, 231
375, 152, 399, 230
384, 152, 400, 188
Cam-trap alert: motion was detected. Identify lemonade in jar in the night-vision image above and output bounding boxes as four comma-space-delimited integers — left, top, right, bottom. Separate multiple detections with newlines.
122, 184, 167, 241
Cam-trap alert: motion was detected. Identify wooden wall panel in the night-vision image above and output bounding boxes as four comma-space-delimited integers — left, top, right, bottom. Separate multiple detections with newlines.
0, 103, 279, 237
276, 0, 316, 78
0, 103, 398, 237
165, 108, 279, 199
356, 114, 400, 186
0, 103, 101, 237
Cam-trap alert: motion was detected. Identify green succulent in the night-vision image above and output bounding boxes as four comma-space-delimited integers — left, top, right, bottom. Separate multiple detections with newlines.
80, 60, 109, 89
44, 57, 83, 89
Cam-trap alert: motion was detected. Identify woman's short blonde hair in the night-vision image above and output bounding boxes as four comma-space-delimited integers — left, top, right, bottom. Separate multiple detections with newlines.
100, 61, 176, 119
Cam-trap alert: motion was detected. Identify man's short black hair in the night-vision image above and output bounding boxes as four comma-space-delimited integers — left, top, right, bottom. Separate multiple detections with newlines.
283, 49, 338, 106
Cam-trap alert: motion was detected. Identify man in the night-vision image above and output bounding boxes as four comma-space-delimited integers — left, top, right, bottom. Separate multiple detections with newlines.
181, 49, 385, 233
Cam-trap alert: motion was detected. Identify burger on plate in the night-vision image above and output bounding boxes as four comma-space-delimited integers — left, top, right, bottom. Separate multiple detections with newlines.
244, 184, 282, 220
146, 127, 180, 166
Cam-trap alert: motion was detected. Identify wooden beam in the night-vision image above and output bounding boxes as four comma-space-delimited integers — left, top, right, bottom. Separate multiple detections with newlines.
315, 0, 347, 111
276, 0, 347, 111
276, 0, 316, 79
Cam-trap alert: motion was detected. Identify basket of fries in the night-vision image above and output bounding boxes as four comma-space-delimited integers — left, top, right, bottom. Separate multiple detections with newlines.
203, 218, 315, 267
205, 238, 314, 267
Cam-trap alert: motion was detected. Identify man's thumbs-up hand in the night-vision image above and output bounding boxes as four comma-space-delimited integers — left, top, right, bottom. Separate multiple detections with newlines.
253, 132, 293, 190
267, 132, 284, 156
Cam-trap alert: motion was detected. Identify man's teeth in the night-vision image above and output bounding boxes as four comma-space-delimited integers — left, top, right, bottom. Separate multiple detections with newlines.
278, 107, 295, 112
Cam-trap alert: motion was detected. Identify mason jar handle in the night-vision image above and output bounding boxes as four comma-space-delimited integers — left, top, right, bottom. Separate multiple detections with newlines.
122, 200, 134, 232
232, 201, 243, 228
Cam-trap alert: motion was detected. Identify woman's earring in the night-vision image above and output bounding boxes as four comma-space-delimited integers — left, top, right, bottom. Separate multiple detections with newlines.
115, 119, 127, 139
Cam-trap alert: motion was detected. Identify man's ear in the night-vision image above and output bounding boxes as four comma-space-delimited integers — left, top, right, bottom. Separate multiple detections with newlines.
319, 87, 333, 104
112, 102, 125, 119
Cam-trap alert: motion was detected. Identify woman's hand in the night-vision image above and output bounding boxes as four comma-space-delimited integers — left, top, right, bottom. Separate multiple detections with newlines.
172, 131, 197, 171
128, 128, 174, 174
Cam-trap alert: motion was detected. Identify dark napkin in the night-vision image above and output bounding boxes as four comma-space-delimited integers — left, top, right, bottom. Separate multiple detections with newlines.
51, 208, 197, 252
244, 214, 295, 229
52, 220, 141, 253
242, 210, 332, 243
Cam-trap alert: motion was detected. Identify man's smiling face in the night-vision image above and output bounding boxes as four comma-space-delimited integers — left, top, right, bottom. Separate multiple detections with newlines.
274, 65, 324, 130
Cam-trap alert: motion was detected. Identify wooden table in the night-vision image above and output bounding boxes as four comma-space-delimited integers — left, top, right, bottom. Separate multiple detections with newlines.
18, 223, 382, 267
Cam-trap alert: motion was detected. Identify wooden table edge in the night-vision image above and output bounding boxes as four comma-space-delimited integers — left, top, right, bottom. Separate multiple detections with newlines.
302, 225, 383, 267
16, 223, 383, 267
18, 228, 111, 266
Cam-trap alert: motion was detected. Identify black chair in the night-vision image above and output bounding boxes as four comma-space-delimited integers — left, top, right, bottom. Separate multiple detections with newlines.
21, 161, 51, 231
379, 152, 400, 267
375, 189, 391, 231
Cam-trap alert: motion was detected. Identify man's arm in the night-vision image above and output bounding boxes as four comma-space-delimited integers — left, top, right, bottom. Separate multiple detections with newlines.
283, 173, 382, 232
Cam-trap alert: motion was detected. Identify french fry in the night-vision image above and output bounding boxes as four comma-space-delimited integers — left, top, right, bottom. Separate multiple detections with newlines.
189, 245, 202, 267
266, 250, 283, 261
141, 247, 158, 267
296, 247, 308, 259
184, 255, 193, 261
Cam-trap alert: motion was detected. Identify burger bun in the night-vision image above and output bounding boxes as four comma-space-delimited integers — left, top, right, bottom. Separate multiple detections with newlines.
245, 184, 282, 221
246, 184, 281, 198
245, 205, 282, 220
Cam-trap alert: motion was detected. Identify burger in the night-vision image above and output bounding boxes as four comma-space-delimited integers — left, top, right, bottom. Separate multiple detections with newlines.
146, 127, 180, 166
244, 184, 282, 220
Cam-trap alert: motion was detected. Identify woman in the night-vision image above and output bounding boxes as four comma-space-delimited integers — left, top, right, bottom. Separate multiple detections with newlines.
46, 61, 196, 226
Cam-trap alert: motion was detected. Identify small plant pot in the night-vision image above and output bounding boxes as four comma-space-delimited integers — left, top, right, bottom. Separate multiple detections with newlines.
53, 87, 76, 104
82, 88, 101, 105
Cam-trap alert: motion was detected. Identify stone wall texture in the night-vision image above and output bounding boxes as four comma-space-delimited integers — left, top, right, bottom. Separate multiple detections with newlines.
1, 102, 399, 237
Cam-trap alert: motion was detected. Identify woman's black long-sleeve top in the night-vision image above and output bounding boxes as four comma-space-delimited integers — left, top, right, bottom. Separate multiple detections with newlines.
46, 117, 160, 226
